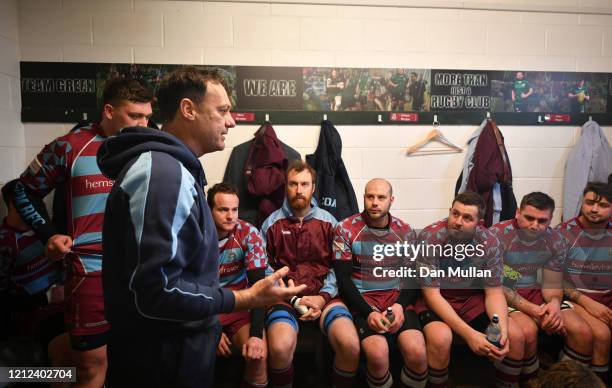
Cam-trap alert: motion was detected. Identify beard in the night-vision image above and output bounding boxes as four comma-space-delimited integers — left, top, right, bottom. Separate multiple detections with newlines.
365, 208, 388, 221
517, 228, 542, 241
289, 195, 311, 211
447, 227, 474, 242
585, 214, 609, 225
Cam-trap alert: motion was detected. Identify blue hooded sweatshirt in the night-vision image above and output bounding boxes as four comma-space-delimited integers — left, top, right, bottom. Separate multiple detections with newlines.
97, 126, 235, 334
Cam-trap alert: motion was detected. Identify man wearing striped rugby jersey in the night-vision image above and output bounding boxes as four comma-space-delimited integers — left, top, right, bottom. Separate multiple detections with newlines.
13, 78, 154, 387
492, 192, 594, 385
558, 182, 612, 382
333, 179, 426, 388
208, 182, 268, 388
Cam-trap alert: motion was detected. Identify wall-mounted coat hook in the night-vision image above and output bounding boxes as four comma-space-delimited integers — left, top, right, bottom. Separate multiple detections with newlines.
323, 114, 327, 121
537, 115, 544, 124
377, 114, 382, 123
265, 113, 270, 122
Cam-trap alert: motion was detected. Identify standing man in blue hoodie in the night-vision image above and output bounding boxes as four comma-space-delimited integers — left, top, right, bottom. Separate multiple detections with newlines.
97, 67, 305, 388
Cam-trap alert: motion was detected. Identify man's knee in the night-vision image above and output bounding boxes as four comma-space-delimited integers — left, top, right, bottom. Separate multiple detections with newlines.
425, 324, 452, 350
363, 339, 389, 370
567, 318, 594, 347
591, 323, 611, 348
399, 332, 427, 366
508, 322, 526, 349
333, 334, 360, 361
522, 319, 539, 349
328, 319, 360, 361
267, 327, 296, 363
424, 322, 452, 361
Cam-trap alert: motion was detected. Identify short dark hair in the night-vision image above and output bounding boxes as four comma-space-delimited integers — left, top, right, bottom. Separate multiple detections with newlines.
157, 67, 229, 124
452, 191, 486, 219
520, 192, 555, 213
583, 181, 612, 203
102, 77, 154, 107
1, 179, 20, 207
207, 183, 238, 209
286, 160, 316, 183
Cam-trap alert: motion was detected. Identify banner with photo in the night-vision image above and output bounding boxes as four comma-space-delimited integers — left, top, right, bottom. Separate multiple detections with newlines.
19, 62, 612, 124
490, 71, 608, 114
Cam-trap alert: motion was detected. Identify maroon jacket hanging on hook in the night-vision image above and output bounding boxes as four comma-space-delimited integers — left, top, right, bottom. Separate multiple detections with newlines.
466, 120, 517, 227
244, 122, 289, 227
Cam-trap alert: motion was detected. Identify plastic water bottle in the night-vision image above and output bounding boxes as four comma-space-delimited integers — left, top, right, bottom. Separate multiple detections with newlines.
385, 307, 395, 324
486, 314, 501, 348
290, 296, 308, 315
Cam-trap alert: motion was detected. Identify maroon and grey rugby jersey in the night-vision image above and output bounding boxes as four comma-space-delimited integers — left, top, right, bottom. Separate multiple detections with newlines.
416, 218, 504, 297
19, 124, 111, 275
490, 218, 565, 289
218, 219, 268, 291
260, 198, 338, 299
556, 217, 612, 298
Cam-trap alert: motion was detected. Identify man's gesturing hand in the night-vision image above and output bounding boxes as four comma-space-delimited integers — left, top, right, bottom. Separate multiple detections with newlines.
234, 266, 307, 311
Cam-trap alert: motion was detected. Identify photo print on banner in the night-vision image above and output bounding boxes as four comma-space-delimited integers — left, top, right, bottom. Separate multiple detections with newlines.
303, 67, 431, 112
19, 61, 612, 123
490, 71, 608, 114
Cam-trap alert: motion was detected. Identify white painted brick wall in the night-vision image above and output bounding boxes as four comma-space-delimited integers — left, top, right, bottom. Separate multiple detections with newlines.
19, 10, 92, 45
234, 15, 300, 49
0, 0, 23, 212
135, 46, 202, 65
164, 12, 233, 48
428, 22, 487, 55
93, 12, 163, 46
62, 45, 133, 63
7, 0, 612, 228
487, 24, 546, 56
546, 26, 604, 56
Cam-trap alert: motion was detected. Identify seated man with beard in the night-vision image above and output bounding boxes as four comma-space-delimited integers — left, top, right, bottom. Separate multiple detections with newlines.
491, 192, 593, 386
333, 178, 427, 388
558, 182, 612, 382
415, 192, 526, 387
261, 161, 360, 388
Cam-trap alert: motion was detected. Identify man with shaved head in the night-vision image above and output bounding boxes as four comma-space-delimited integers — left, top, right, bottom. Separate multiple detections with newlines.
333, 178, 427, 388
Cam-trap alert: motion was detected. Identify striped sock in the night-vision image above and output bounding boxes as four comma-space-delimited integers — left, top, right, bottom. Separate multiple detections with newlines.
520, 354, 539, 384
367, 371, 393, 388
269, 364, 294, 388
428, 366, 449, 388
559, 344, 592, 366
590, 364, 609, 382
400, 366, 427, 388
332, 365, 356, 388
494, 357, 522, 388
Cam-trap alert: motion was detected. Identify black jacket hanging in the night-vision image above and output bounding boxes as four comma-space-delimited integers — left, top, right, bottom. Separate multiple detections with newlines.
306, 120, 359, 222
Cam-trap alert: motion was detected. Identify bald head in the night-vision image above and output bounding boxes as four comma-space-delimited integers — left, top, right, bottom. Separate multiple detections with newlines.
363, 178, 394, 227
365, 178, 393, 196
